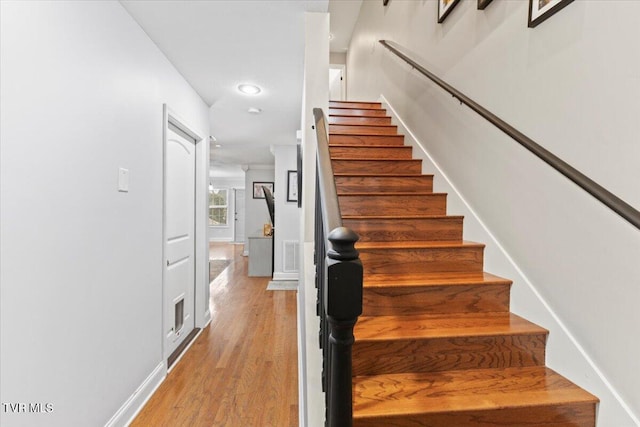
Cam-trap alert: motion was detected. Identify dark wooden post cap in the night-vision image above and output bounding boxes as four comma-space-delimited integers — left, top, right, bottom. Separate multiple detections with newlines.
327, 227, 359, 261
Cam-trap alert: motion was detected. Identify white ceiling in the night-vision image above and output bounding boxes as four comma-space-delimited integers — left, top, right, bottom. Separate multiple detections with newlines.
121, 0, 361, 179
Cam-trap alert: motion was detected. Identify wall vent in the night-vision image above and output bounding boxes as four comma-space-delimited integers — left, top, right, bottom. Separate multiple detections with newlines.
283, 240, 300, 272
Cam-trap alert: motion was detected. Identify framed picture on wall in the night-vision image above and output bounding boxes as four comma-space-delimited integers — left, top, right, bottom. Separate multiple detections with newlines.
287, 170, 298, 203
528, 0, 573, 28
438, 0, 461, 23
296, 144, 302, 208
477, 0, 494, 10
253, 181, 273, 199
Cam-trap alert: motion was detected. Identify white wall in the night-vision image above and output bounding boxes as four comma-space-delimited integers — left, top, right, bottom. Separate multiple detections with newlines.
243, 167, 275, 252
272, 146, 300, 281
347, 1, 640, 425
209, 177, 244, 242
329, 52, 346, 65
0, 2, 209, 426
298, 12, 330, 427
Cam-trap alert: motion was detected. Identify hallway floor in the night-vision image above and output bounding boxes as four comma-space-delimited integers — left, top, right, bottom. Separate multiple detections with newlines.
131, 243, 299, 426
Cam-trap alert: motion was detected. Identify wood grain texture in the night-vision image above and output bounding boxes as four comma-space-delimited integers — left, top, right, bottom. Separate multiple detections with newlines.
329, 101, 382, 109
343, 215, 463, 242
362, 272, 512, 316
329, 124, 398, 135
339, 193, 447, 216
358, 241, 485, 275
131, 244, 298, 427
329, 108, 388, 117
330, 145, 413, 159
330, 134, 405, 146
332, 159, 422, 175
353, 313, 547, 375
335, 175, 434, 194
329, 115, 392, 125
353, 367, 597, 427
330, 100, 597, 426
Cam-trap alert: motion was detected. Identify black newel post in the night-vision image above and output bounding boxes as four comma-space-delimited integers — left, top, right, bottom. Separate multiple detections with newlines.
325, 227, 363, 427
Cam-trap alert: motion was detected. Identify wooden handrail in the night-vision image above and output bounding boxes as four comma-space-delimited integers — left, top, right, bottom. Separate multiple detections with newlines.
313, 107, 363, 427
314, 108, 344, 236
379, 39, 640, 230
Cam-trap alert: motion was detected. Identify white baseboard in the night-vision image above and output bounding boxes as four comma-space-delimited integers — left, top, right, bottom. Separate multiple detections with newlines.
105, 361, 166, 427
272, 272, 299, 281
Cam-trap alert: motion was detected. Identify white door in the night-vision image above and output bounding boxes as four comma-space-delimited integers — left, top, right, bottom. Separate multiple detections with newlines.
164, 122, 196, 358
234, 189, 245, 243
329, 65, 345, 101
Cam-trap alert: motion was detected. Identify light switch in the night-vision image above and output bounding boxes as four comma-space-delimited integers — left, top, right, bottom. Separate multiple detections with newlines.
118, 168, 129, 192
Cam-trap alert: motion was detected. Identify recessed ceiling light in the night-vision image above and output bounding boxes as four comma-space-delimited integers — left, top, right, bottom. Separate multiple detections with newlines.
215, 144, 222, 148
248, 107, 262, 114
237, 84, 261, 95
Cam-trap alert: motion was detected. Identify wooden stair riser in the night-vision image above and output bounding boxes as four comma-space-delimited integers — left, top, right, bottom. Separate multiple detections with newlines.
329, 116, 392, 125
330, 146, 413, 159
336, 175, 433, 194
329, 108, 388, 117
362, 284, 511, 316
340, 194, 446, 216
343, 217, 462, 242
329, 101, 382, 109
352, 334, 547, 376
352, 366, 597, 427
329, 124, 398, 135
359, 245, 484, 275
353, 403, 596, 427
332, 159, 422, 175
330, 134, 405, 146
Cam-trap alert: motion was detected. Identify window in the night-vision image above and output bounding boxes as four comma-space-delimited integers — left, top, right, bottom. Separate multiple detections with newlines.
209, 188, 228, 226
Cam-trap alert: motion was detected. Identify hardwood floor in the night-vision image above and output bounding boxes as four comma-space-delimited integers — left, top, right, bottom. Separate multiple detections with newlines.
131, 243, 298, 427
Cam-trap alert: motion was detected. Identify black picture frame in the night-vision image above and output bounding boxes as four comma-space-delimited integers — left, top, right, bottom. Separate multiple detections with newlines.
528, 0, 573, 28
478, 0, 494, 10
253, 181, 273, 199
287, 170, 298, 203
296, 144, 303, 208
438, 0, 461, 23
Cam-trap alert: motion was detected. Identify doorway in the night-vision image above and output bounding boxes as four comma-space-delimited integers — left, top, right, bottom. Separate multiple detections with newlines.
329, 64, 345, 101
162, 105, 209, 366
234, 189, 246, 243
164, 122, 196, 359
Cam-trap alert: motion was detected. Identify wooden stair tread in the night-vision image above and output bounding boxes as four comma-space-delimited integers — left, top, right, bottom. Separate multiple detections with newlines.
330, 144, 408, 148
353, 366, 598, 418
357, 240, 484, 250
363, 271, 512, 288
330, 123, 396, 127
343, 214, 462, 219
354, 312, 547, 341
331, 157, 416, 161
339, 191, 442, 196
335, 173, 432, 177
334, 172, 422, 177
330, 114, 391, 118
329, 133, 405, 137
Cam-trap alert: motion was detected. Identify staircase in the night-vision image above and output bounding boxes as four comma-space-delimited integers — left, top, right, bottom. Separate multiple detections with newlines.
328, 100, 599, 427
